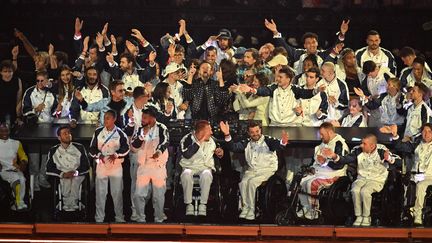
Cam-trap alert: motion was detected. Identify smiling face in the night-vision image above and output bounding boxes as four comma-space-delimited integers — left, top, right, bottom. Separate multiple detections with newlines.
248, 125, 262, 142
422, 126, 432, 143
304, 37, 318, 54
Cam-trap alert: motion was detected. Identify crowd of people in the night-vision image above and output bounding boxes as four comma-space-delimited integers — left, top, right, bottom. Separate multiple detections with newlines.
1, 16, 432, 225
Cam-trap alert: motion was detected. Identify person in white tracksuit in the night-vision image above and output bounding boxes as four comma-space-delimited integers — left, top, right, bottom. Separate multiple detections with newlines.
0, 124, 29, 211
297, 122, 349, 220
393, 123, 432, 225
323, 134, 400, 226
179, 120, 224, 216
46, 126, 90, 211
89, 110, 130, 223
130, 107, 169, 223
220, 120, 289, 220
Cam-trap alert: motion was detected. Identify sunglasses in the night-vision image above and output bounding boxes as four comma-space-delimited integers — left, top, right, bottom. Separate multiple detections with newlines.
36, 79, 45, 82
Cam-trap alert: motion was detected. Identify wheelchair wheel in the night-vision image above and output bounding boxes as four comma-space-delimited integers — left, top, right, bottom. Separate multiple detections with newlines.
379, 174, 403, 226
320, 176, 354, 225
422, 186, 432, 226
259, 175, 287, 223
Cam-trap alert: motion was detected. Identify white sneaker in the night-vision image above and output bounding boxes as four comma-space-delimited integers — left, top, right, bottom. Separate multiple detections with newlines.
361, 216, 371, 226
130, 212, 139, 221
63, 205, 75, 212
414, 216, 423, 225
239, 207, 249, 218
305, 209, 319, 220
353, 216, 363, 226
198, 204, 207, 216
115, 217, 126, 223
185, 204, 194, 216
245, 209, 255, 220
17, 202, 28, 210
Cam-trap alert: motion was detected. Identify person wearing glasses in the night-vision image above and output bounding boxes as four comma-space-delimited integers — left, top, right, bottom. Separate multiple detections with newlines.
22, 70, 57, 191
74, 80, 133, 128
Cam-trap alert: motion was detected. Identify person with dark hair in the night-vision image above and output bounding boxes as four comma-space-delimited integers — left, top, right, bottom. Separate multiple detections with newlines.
355, 30, 397, 75
89, 110, 129, 223
294, 66, 328, 126
399, 57, 432, 88
220, 120, 289, 220
70, 66, 110, 127
74, 80, 133, 128
150, 82, 176, 120
239, 66, 315, 126
183, 61, 230, 123
392, 123, 432, 225
232, 72, 270, 126
46, 126, 90, 211
292, 54, 319, 86
265, 18, 348, 74
0, 123, 28, 211
382, 82, 432, 142
297, 122, 349, 219
0, 59, 23, 126
52, 66, 77, 124
335, 48, 363, 96
323, 134, 399, 226
179, 120, 224, 216
354, 60, 394, 127
239, 48, 272, 83
106, 51, 157, 92
130, 107, 169, 222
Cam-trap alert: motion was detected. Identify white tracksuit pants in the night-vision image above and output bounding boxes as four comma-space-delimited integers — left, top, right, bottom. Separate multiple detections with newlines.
129, 152, 139, 217
181, 169, 213, 205
413, 179, 432, 221
239, 169, 274, 212
95, 162, 124, 222
134, 166, 166, 222
351, 178, 384, 217
0, 170, 26, 205
60, 176, 85, 207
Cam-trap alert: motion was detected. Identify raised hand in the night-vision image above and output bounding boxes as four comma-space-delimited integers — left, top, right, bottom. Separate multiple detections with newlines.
168, 43, 176, 57
125, 40, 137, 54
74, 17, 84, 34
353, 87, 365, 98
14, 28, 25, 41
95, 32, 104, 48
264, 19, 278, 34
131, 28, 145, 42
101, 22, 109, 37
379, 125, 392, 134
334, 42, 344, 54
179, 19, 186, 36
281, 130, 289, 145
340, 19, 350, 35
82, 36, 90, 53
11, 45, 19, 58
110, 34, 116, 45
149, 51, 157, 63
216, 67, 223, 82
219, 121, 230, 136
48, 43, 54, 56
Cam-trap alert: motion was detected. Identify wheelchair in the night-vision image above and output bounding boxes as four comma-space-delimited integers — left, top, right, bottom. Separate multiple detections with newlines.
423, 185, 432, 226
0, 171, 33, 216
236, 150, 287, 223
49, 174, 90, 221
172, 147, 224, 222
